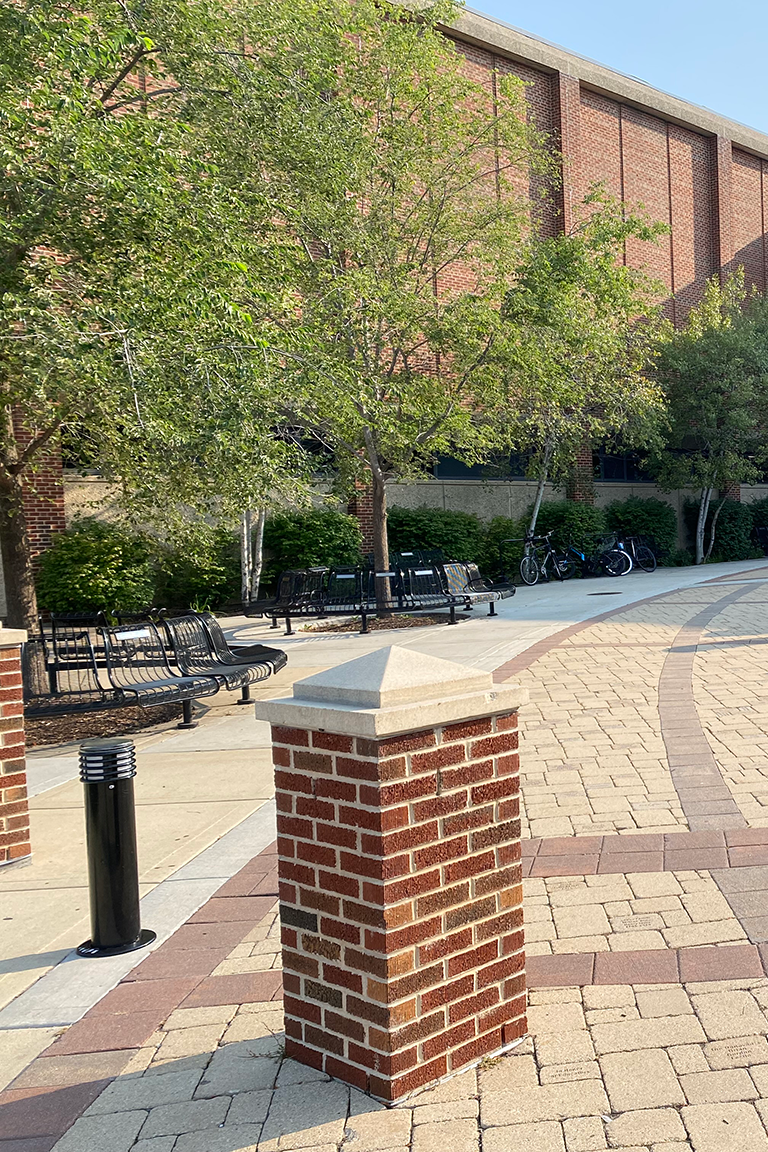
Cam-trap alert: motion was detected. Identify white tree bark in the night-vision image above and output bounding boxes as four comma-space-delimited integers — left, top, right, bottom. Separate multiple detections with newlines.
250, 508, 266, 601
240, 509, 252, 603
527, 439, 554, 538
695, 487, 712, 564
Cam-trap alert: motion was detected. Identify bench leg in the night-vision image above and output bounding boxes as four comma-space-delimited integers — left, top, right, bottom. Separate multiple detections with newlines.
284, 616, 293, 636
178, 698, 198, 729
449, 605, 457, 625
237, 683, 252, 705
360, 612, 368, 635
270, 615, 278, 630
48, 665, 59, 695
489, 602, 497, 616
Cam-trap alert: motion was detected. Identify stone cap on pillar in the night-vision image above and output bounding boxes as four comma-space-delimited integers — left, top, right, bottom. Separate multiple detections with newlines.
253, 645, 526, 737
0, 626, 27, 649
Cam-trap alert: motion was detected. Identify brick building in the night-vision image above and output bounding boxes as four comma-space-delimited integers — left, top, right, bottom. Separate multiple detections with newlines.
7, 9, 768, 601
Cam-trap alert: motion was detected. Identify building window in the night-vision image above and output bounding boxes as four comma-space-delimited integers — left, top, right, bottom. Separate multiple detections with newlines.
594, 448, 653, 483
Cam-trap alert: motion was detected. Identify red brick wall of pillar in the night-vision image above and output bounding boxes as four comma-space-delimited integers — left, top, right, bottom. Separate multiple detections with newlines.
722, 482, 741, 502
566, 445, 595, 504
12, 418, 67, 562
271, 711, 525, 1103
0, 644, 30, 866
347, 481, 376, 553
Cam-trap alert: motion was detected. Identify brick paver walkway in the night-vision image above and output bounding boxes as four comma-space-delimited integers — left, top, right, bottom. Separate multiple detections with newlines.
7, 572, 768, 1149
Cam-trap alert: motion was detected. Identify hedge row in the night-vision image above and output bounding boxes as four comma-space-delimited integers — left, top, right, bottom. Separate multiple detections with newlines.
38, 494, 766, 613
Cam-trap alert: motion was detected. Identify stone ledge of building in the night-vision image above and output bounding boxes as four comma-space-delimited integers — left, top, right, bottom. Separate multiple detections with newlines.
448, 7, 768, 160
0, 629, 27, 648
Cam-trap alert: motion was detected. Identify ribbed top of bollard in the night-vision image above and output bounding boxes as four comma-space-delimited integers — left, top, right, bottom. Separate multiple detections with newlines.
79, 737, 137, 783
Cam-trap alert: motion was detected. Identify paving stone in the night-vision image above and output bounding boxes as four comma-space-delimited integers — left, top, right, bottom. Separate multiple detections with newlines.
11, 1051, 138, 1090
608, 930, 667, 951
86, 1070, 204, 1115
174, 1125, 261, 1152
409, 1119, 478, 1152
258, 1080, 349, 1149
141, 1096, 230, 1138
539, 1062, 602, 1085
345, 1108, 413, 1147
636, 989, 693, 1018
663, 922, 747, 948
50, 1109, 146, 1152
164, 1006, 238, 1031
481, 1082, 609, 1127
225, 1089, 272, 1125
528, 1003, 586, 1034
412, 1098, 477, 1124
222, 1016, 285, 1053
680, 1070, 758, 1104
535, 1031, 595, 1067
593, 950, 679, 986
679, 945, 764, 983
586, 1008, 640, 1025
747, 1064, 768, 1094
668, 1046, 710, 1074
590, 1015, 706, 1055
153, 1025, 227, 1061
626, 874, 683, 899
681, 1102, 768, 1152
562, 1116, 606, 1151
482, 1122, 565, 1152
553, 906, 611, 938
479, 1056, 538, 1091
194, 1045, 279, 1097
600, 1050, 685, 1111
704, 1037, 768, 1069
605, 1109, 687, 1148
690, 991, 768, 1040
133, 1139, 178, 1151
408, 1071, 477, 1106
582, 987, 636, 1011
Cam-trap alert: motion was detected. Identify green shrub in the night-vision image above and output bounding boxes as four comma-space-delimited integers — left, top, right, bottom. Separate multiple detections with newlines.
37, 519, 156, 612
748, 497, 768, 530
482, 516, 525, 579
155, 526, 240, 610
683, 498, 760, 562
669, 548, 694, 567
534, 501, 607, 552
605, 496, 677, 561
386, 505, 486, 562
263, 507, 362, 582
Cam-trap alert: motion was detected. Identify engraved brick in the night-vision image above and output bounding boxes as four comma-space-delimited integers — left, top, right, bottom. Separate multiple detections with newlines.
305, 980, 343, 1008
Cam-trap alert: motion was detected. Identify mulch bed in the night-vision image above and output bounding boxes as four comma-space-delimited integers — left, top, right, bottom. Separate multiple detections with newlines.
304, 612, 472, 633
25, 703, 183, 749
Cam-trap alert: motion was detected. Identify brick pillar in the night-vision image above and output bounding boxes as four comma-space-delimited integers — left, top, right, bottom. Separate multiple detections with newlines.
347, 481, 375, 553
0, 629, 30, 867
722, 482, 741, 502
556, 73, 581, 235
712, 135, 733, 278
255, 646, 528, 1103
566, 444, 595, 503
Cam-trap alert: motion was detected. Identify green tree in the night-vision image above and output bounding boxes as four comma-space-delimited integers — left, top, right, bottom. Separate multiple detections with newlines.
0, 0, 320, 628
251, 0, 551, 607
495, 190, 667, 537
651, 271, 768, 564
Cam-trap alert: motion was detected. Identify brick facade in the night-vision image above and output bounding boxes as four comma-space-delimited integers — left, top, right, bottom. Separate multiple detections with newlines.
347, 483, 375, 553
271, 710, 525, 1102
0, 641, 30, 867
12, 416, 66, 562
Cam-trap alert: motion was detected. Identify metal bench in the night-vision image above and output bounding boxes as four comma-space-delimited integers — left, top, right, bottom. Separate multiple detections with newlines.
101, 621, 220, 728
24, 632, 119, 717
163, 614, 287, 704
442, 562, 516, 615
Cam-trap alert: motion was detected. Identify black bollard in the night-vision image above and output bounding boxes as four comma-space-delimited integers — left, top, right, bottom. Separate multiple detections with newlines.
77, 737, 156, 958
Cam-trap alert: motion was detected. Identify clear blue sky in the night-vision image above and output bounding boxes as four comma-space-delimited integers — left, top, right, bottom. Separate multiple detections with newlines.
469, 1, 768, 135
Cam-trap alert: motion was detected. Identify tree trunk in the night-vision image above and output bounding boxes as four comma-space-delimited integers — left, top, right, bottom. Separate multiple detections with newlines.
0, 470, 38, 631
705, 494, 729, 561
250, 508, 266, 602
370, 470, 391, 616
695, 487, 712, 565
528, 440, 554, 538
240, 509, 252, 604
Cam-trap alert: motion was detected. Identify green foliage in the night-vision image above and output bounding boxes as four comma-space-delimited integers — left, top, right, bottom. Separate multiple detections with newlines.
668, 548, 694, 567
482, 516, 525, 578
495, 190, 667, 500
605, 497, 677, 560
36, 520, 156, 612
263, 508, 362, 581
748, 498, 768, 530
682, 499, 760, 563
534, 502, 607, 552
155, 527, 240, 611
387, 506, 487, 562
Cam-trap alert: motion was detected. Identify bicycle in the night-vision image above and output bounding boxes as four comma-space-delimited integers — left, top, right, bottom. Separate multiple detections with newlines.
506, 532, 575, 586
565, 534, 632, 578
615, 533, 657, 573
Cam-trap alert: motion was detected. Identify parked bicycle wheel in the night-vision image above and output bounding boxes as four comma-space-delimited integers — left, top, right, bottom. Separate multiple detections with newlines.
552, 554, 575, 580
520, 555, 539, 585
601, 549, 632, 577
635, 545, 657, 572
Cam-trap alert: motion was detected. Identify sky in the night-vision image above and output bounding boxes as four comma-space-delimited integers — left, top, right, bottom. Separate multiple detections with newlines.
469, 0, 768, 135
